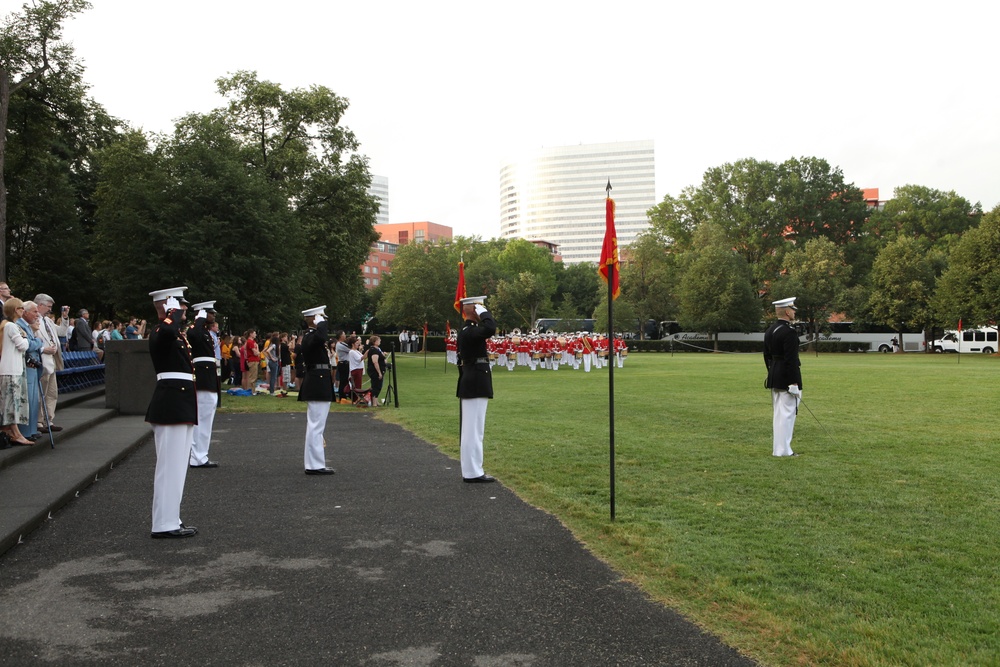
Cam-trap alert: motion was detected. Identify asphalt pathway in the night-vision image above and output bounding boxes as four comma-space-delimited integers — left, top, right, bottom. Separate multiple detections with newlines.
0, 411, 758, 666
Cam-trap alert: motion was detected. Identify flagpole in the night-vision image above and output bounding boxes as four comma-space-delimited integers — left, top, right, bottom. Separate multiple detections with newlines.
606, 180, 616, 522
608, 256, 616, 522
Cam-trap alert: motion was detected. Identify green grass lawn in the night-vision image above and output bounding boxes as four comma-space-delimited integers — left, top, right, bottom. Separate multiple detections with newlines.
221, 352, 1000, 666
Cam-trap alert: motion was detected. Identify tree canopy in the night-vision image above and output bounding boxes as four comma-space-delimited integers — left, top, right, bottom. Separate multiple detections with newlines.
92, 72, 377, 330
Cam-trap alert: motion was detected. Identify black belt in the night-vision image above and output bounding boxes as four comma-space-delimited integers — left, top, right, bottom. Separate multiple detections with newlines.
309, 364, 330, 370
461, 357, 490, 365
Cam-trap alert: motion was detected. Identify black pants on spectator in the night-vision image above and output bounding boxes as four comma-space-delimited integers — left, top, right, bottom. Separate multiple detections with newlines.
337, 361, 350, 401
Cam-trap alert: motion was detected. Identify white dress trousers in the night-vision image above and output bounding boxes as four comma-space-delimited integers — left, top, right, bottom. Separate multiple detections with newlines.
152, 423, 194, 532
304, 401, 330, 470
189, 390, 217, 465
460, 397, 489, 478
771, 390, 798, 457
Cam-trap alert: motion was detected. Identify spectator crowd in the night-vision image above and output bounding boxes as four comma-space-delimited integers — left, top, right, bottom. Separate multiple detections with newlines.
0, 279, 399, 452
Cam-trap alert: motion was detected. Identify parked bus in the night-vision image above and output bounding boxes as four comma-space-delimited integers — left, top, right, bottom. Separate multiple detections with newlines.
660, 321, 926, 353
533, 318, 596, 334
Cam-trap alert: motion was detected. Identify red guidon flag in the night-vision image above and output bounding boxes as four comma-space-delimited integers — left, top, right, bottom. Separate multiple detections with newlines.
598, 195, 620, 299
958, 318, 963, 332
454, 260, 467, 313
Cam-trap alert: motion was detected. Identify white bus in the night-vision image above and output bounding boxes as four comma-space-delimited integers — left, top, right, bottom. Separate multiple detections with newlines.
664, 322, 926, 353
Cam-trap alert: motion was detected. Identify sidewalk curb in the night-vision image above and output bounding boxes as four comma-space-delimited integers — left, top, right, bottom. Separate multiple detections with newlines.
0, 418, 152, 556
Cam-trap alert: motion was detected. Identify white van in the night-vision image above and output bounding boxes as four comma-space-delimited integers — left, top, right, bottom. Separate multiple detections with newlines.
932, 327, 998, 354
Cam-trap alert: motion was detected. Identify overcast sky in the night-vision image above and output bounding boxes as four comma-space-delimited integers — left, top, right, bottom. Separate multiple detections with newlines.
56, 0, 1000, 238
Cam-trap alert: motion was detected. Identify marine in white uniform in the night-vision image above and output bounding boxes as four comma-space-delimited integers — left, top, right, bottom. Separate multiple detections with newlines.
146, 287, 199, 538
457, 296, 496, 483
763, 297, 802, 457
188, 300, 221, 468
297, 306, 335, 475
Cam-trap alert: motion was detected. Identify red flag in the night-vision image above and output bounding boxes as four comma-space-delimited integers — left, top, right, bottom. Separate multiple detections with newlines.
958, 318, 962, 332
598, 196, 620, 300
454, 260, 467, 313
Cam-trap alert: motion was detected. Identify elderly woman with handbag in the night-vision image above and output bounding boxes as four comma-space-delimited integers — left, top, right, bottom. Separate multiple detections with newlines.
0, 298, 34, 445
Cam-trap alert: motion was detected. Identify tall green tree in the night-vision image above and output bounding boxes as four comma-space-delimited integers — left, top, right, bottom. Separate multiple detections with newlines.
676, 224, 761, 350
619, 230, 676, 338
494, 271, 551, 329
934, 205, 1000, 329
646, 185, 705, 253
771, 237, 851, 349
93, 120, 298, 330
868, 236, 942, 347
553, 260, 600, 318
4, 46, 118, 306
866, 185, 981, 251
375, 240, 457, 331
93, 72, 377, 329
696, 158, 786, 290
775, 156, 868, 248
213, 71, 379, 315
0, 0, 91, 282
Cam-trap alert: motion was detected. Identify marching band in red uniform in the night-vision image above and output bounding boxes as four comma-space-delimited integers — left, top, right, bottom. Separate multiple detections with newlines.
469, 330, 630, 372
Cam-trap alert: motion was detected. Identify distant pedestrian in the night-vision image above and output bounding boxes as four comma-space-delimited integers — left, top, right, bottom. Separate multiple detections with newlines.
335, 331, 351, 403
242, 330, 259, 390
68, 308, 93, 353
367, 335, 386, 404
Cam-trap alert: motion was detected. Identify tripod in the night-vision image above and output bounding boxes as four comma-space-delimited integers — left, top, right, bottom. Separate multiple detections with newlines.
382, 345, 398, 407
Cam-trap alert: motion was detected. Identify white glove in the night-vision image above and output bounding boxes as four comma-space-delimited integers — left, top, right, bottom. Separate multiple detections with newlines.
164, 297, 180, 311
787, 385, 801, 397
474, 304, 488, 316
196, 309, 207, 320
314, 313, 325, 324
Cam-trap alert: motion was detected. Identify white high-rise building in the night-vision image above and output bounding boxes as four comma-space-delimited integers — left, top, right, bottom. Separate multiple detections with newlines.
368, 175, 389, 226
500, 141, 655, 264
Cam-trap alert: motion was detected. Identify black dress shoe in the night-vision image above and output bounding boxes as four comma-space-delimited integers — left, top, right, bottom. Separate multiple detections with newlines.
305, 467, 336, 475
463, 474, 496, 483
190, 461, 219, 468
151, 526, 198, 539
48, 425, 64, 432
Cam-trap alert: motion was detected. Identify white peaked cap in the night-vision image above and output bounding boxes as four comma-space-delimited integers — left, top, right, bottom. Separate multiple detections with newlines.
302, 305, 327, 317
772, 297, 797, 309
460, 296, 487, 305
149, 286, 188, 302
190, 301, 216, 312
